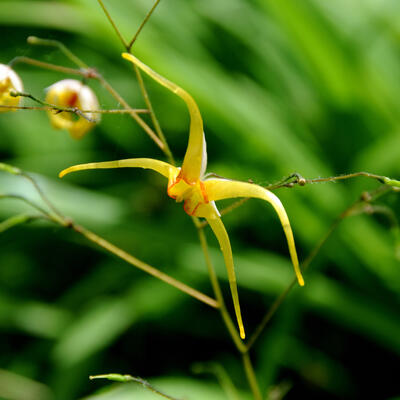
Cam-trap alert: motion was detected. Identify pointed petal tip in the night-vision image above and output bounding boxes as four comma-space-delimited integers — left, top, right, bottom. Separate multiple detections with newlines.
240, 329, 246, 340
122, 52, 133, 61
59, 166, 75, 178
298, 276, 305, 286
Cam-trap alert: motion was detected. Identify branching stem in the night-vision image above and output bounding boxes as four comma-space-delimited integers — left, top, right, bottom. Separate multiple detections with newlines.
97, 0, 129, 49
127, 0, 162, 51
96, 0, 173, 163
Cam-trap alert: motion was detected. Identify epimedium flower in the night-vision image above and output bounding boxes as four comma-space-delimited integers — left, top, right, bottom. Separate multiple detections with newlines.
59, 53, 304, 339
0, 64, 23, 112
45, 79, 100, 139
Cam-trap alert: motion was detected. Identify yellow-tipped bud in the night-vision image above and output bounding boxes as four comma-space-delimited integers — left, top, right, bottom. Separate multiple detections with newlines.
0, 64, 23, 112
45, 79, 100, 139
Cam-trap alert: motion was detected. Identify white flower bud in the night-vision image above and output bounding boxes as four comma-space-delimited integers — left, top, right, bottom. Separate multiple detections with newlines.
0, 64, 23, 112
45, 79, 100, 139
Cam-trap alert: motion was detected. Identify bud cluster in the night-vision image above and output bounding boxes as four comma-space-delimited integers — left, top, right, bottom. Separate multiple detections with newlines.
0, 64, 100, 139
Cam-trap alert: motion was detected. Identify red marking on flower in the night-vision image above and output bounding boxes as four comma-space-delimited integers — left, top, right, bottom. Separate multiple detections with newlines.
183, 200, 190, 215
182, 175, 192, 185
167, 176, 181, 199
190, 202, 200, 216
67, 92, 78, 107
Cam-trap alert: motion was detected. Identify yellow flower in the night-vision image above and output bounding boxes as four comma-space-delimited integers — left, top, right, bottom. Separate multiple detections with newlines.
45, 79, 100, 139
60, 53, 304, 339
0, 64, 23, 112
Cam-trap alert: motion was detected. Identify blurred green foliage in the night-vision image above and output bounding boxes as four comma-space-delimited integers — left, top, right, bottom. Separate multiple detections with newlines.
0, 0, 400, 399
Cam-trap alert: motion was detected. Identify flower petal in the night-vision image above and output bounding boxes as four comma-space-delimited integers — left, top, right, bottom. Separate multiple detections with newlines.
207, 215, 246, 339
59, 158, 178, 180
122, 53, 206, 183
0, 64, 23, 112
205, 179, 304, 286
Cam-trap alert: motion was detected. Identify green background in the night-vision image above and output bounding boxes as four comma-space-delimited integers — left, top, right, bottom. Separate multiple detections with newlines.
0, 0, 399, 399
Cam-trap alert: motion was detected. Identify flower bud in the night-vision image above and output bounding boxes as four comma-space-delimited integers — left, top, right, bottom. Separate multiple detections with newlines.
45, 79, 100, 139
0, 64, 23, 112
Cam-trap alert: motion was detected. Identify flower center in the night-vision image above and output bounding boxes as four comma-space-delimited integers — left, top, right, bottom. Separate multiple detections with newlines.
167, 173, 209, 216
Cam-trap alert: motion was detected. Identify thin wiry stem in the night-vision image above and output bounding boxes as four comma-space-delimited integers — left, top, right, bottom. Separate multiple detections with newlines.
245, 281, 296, 352
10, 91, 96, 123
128, 0, 162, 51
0, 104, 148, 114
0, 194, 50, 217
73, 223, 218, 308
0, 163, 65, 224
95, 73, 165, 149
9, 56, 84, 76
0, 170, 65, 228
245, 216, 345, 351
90, 374, 180, 400
133, 64, 175, 165
242, 353, 262, 400
198, 171, 400, 228
0, 213, 48, 234
27, 36, 88, 69
218, 198, 249, 219
97, 0, 129, 49
262, 171, 391, 189
245, 185, 393, 351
